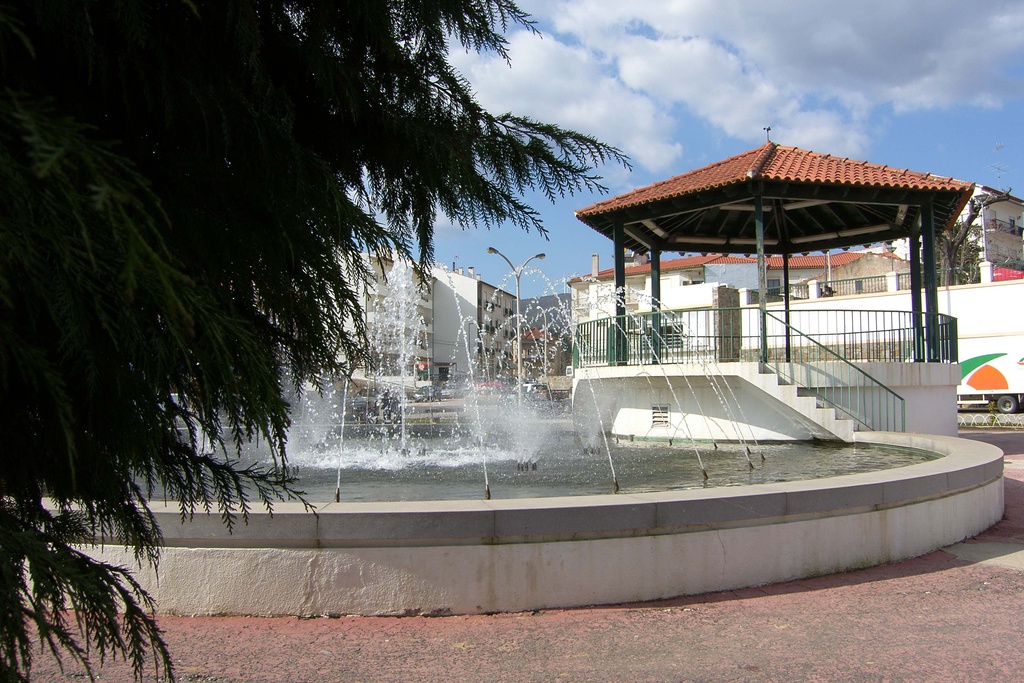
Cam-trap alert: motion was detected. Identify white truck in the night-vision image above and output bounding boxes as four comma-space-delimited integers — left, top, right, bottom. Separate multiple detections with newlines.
957, 335, 1024, 413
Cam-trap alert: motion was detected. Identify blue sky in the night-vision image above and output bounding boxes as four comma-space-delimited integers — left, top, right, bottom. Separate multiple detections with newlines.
432, 0, 1024, 298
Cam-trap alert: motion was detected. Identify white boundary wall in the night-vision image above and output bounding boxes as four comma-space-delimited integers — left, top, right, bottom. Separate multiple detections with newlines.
762, 276, 1024, 336
86, 434, 1001, 617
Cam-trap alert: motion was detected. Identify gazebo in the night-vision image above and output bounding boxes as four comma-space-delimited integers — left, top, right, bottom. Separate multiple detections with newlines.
571, 143, 975, 440
575, 142, 974, 363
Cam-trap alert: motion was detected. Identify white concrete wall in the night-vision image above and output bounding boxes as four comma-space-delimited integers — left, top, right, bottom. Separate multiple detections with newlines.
575, 374, 824, 442
705, 263, 758, 289
764, 276, 1024, 326
84, 434, 1002, 617
861, 362, 961, 436
656, 281, 721, 311
574, 361, 959, 441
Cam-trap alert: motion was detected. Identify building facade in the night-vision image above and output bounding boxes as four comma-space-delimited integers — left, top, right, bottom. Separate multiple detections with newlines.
571, 250, 909, 321
976, 185, 1024, 265
430, 265, 518, 385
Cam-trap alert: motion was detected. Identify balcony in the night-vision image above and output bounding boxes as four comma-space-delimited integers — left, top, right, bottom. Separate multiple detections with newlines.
987, 218, 1023, 237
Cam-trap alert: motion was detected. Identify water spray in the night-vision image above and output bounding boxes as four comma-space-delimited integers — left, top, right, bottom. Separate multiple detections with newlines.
335, 380, 349, 503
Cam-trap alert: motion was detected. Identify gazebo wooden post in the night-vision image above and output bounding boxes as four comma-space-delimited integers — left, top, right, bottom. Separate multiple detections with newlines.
783, 252, 792, 362
650, 249, 662, 363
921, 199, 940, 362
909, 218, 925, 362
754, 190, 769, 364
613, 219, 627, 365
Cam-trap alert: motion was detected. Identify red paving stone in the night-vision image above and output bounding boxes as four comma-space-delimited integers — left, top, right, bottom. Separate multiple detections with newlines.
31, 429, 1024, 683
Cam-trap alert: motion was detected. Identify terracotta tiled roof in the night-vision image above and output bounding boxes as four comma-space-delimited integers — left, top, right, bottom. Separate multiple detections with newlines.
767, 251, 904, 269
577, 143, 973, 218
521, 327, 555, 341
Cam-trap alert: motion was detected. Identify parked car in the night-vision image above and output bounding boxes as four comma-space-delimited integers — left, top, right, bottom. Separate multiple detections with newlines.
414, 386, 441, 402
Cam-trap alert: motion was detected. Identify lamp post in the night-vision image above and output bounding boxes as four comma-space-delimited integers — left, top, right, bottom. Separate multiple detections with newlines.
487, 247, 545, 405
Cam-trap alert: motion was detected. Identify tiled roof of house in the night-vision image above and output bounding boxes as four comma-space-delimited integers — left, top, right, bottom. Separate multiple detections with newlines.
577, 143, 972, 218
764, 251, 903, 269
522, 327, 555, 341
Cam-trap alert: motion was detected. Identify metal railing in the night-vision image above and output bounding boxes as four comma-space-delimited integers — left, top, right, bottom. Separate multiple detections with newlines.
987, 218, 1023, 237
575, 308, 956, 368
896, 267, 981, 290
941, 266, 981, 286
769, 309, 957, 364
763, 312, 905, 432
574, 308, 753, 367
823, 274, 888, 297
749, 283, 810, 304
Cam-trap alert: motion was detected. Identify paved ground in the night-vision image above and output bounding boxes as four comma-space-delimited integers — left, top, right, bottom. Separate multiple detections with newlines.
32, 429, 1024, 683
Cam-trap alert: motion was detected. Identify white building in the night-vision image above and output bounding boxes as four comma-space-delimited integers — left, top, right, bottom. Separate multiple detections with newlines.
349, 254, 433, 392
429, 265, 516, 384
975, 185, 1024, 265
571, 251, 909, 321
890, 185, 1024, 267
571, 253, 758, 322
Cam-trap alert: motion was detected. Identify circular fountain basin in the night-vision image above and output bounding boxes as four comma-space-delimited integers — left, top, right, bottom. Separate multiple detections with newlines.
89, 432, 1002, 616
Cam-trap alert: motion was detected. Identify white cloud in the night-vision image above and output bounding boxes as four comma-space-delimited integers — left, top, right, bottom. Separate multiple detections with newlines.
450, 30, 682, 173
468, 0, 1024, 166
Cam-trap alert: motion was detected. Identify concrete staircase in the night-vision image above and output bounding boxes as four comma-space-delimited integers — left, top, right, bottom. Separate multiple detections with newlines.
728, 362, 857, 441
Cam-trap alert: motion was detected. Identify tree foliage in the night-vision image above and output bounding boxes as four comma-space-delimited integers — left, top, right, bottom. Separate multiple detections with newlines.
0, 1, 625, 680
935, 191, 1005, 282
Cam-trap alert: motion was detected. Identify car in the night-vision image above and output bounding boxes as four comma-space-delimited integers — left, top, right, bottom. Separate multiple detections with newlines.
413, 386, 441, 402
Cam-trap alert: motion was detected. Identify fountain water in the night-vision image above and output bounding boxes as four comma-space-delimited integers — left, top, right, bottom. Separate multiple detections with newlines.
272, 274, 935, 502
100, 270, 1003, 617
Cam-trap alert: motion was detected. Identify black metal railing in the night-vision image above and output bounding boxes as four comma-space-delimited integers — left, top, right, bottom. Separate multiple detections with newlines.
574, 308, 958, 369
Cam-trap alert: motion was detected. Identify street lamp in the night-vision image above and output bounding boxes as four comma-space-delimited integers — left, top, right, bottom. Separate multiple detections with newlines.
487, 247, 545, 405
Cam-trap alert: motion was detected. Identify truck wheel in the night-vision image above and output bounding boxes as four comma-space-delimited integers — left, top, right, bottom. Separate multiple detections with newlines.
996, 395, 1020, 414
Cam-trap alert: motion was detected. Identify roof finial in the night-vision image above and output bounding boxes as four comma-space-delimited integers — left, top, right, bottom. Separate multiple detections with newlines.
763, 126, 772, 142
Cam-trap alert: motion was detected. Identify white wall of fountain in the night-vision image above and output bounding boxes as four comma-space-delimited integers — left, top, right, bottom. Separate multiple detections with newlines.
86, 433, 1002, 616
575, 369, 825, 442
573, 362, 959, 442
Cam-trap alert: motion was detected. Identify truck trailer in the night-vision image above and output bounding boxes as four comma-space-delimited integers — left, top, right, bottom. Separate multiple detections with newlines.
957, 335, 1024, 413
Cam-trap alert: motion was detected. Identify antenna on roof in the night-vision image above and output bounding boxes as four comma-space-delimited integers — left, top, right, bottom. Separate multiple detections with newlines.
990, 143, 1012, 189
763, 126, 772, 142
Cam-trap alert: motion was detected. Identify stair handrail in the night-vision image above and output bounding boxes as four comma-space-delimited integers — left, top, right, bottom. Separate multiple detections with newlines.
763, 311, 906, 432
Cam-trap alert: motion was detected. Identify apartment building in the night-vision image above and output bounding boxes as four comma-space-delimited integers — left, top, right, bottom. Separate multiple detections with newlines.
430, 265, 516, 383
